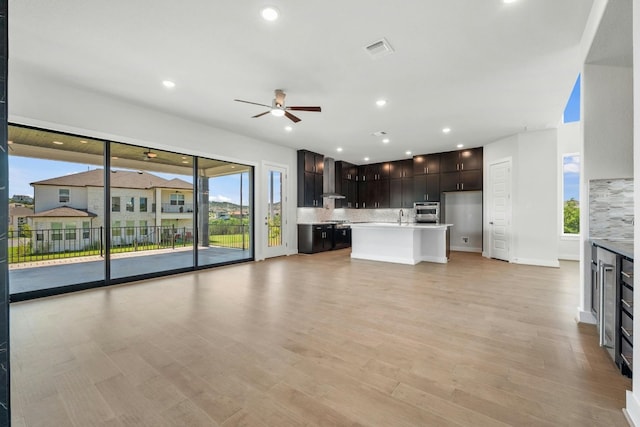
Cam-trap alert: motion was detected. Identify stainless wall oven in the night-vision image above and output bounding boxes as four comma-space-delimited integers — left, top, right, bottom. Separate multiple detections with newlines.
414, 201, 440, 223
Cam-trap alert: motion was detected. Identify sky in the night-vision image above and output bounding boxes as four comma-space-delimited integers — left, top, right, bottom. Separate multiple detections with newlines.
9, 156, 250, 205
562, 74, 581, 202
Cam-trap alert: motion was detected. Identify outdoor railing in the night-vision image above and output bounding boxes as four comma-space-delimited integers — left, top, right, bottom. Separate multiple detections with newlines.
7, 223, 252, 264
160, 203, 194, 213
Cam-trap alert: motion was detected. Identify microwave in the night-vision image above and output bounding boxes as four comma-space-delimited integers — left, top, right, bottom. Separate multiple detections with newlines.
414, 201, 440, 223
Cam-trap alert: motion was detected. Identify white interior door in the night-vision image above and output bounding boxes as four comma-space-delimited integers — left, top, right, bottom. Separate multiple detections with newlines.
489, 159, 512, 261
264, 164, 288, 258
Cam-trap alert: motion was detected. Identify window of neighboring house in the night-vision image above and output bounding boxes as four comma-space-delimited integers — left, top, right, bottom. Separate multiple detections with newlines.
126, 220, 135, 236
59, 188, 70, 203
112, 220, 121, 237
65, 224, 76, 240
126, 197, 134, 212
36, 230, 43, 241
140, 197, 148, 212
139, 220, 148, 236
51, 222, 63, 241
562, 153, 580, 235
170, 193, 185, 205
82, 221, 90, 239
112, 196, 121, 212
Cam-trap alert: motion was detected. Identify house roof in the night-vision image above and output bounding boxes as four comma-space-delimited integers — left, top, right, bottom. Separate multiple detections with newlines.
29, 206, 98, 218
31, 169, 192, 190
9, 206, 34, 216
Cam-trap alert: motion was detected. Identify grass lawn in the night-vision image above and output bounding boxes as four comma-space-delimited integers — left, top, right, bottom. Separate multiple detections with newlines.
209, 233, 250, 249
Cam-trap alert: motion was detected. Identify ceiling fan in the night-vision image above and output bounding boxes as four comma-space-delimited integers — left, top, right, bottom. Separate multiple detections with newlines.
234, 89, 321, 123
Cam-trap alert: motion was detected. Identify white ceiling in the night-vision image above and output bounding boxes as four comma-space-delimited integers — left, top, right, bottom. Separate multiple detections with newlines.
9, 0, 594, 165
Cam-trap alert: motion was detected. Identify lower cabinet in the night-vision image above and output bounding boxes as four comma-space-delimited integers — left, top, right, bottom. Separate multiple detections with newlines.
298, 224, 352, 254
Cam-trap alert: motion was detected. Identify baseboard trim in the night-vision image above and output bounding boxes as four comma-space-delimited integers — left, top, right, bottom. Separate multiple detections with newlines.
576, 308, 596, 325
626, 391, 640, 427
512, 258, 560, 268
450, 246, 482, 253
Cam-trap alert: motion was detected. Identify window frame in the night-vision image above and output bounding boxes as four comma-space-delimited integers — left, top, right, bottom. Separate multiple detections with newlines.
111, 196, 121, 212
561, 152, 580, 236
59, 188, 70, 203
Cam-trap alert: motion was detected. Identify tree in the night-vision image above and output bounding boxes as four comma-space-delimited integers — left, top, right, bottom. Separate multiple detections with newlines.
19, 223, 32, 238
564, 198, 580, 234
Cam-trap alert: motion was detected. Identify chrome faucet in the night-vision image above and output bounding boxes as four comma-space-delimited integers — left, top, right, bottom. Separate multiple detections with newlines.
398, 209, 404, 225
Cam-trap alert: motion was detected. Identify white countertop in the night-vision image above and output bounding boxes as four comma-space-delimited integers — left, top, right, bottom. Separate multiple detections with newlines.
350, 222, 453, 230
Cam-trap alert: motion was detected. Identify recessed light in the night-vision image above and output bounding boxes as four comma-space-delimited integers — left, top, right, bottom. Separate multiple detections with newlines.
376, 99, 387, 107
364, 157, 370, 162
261, 7, 279, 21
442, 127, 451, 134
457, 144, 464, 148
52, 141, 64, 145
503, 0, 517, 3
162, 80, 176, 89
405, 151, 412, 155
337, 147, 343, 152
382, 138, 390, 144
284, 126, 293, 132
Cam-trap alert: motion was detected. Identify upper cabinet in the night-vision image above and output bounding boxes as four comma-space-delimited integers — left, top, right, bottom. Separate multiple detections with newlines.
440, 147, 483, 192
389, 159, 414, 179
335, 161, 358, 209
297, 150, 324, 207
413, 154, 440, 175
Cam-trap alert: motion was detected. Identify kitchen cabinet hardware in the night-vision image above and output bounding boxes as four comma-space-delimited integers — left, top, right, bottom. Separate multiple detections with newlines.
621, 353, 633, 369
622, 271, 633, 279
622, 299, 633, 309
622, 326, 633, 339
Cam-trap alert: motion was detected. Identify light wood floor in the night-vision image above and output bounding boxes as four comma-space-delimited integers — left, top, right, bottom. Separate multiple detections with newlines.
10, 251, 632, 426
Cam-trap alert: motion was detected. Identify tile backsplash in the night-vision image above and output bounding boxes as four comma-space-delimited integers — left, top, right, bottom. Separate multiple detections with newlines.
297, 207, 415, 224
589, 178, 634, 239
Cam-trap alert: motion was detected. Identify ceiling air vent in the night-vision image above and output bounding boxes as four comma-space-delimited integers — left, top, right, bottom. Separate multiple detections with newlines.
371, 131, 387, 136
364, 38, 394, 59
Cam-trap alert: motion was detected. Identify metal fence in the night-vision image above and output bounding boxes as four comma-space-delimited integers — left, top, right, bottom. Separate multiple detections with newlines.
7, 223, 253, 264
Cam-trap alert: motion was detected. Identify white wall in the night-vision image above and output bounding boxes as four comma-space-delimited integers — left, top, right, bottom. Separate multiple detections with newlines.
627, 1, 640, 422
483, 129, 559, 267
9, 68, 299, 261
443, 191, 482, 252
557, 121, 581, 260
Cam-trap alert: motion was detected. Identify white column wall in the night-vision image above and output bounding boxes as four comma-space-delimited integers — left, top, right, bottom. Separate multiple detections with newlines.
9, 68, 299, 261
627, 1, 640, 423
483, 129, 559, 267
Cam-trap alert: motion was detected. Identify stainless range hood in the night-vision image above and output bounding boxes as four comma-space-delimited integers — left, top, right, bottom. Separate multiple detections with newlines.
321, 157, 345, 199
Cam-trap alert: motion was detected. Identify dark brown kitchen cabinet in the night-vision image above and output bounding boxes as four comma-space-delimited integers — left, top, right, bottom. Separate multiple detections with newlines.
413, 154, 440, 175
389, 159, 413, 179
297, 150, 324, 207
440, 148, 483, 173
414, 174, 440, 202
439, 148, 483, 192
390, 178, 414, 208
335, 161, 358, 209
362, 162, 390, 181
298, 224, 333, 253
389, 159, 414, 208
358, 177, 389, 208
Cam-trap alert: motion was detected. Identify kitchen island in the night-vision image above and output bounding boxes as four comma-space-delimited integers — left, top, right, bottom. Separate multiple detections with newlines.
350, 222, 453, 265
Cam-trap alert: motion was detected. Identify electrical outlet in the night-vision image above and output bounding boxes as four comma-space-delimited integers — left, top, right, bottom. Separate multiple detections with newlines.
462, 237, 469, 243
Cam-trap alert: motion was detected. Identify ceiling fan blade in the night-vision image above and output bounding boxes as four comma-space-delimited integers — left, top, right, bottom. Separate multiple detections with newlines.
252, 111, 271, 118
287, 106, 322, 112
284, 111, 301, 123
234, 99, 271, 108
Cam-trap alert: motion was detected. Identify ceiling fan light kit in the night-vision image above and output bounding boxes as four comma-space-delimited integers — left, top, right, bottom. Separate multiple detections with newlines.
235, 89, 321, 123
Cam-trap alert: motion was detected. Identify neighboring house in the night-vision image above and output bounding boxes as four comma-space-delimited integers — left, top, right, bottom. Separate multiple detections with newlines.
29, 169, 193, 252
11, 195, 33, 204
8, 203, 34, 233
